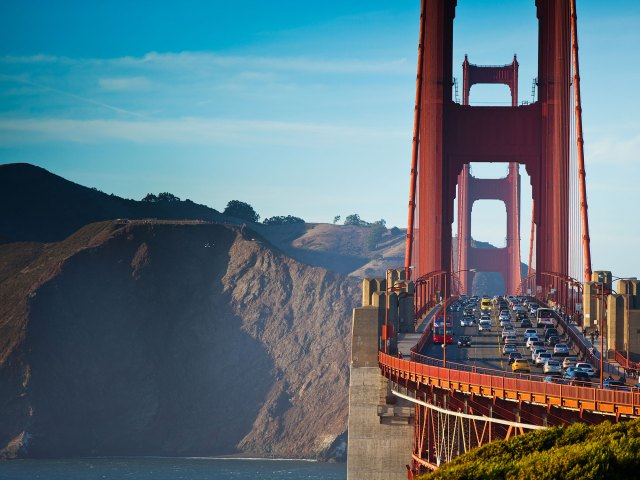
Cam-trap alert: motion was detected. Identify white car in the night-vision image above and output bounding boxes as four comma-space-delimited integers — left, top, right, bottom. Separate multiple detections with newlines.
501, 326, 516, 338
535, 352, 553, 367
532, 347, 547, 361
504, 335, 518, 345
576, 362, 596, 377
523, 329, 538, 340
562, 357, 578, 369
460, 316, 475, 327
526, 336, 540, 348
554, 343, 570, 355
478, 320, 492, 332
543, 359, 562, 374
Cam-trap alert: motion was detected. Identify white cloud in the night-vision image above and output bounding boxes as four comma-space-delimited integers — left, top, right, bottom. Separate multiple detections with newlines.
588, 133, 640, 165
98, 76, 151, 91
0, 117, 404, 148
1, 51, 412, 75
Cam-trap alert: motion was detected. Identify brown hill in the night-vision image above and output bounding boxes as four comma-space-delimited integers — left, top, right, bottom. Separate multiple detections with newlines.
0, 220, 358, 459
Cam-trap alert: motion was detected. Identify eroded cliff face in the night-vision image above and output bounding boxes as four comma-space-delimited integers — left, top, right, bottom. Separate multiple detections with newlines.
0, 221, 357, 459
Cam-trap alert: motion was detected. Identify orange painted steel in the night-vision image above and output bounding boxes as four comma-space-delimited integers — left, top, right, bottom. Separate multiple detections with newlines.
405, 0, 427, 276
570, 0, 593, 283
379, 351, 640, 417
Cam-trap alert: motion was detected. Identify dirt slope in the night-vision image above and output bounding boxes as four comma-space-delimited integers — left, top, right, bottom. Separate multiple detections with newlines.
0, 221, 357, 459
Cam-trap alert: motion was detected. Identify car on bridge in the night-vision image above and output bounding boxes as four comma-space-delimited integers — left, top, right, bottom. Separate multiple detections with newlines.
526, 336, 540, 347
523, 329, 538, 340
512, 359, 531, 373
508, 352, 523, 364
478, 319, 492, 332
520, 318, 533, 328
481, 299, 492, 313
536, 308, 555, 327
562, 357, 577, 369
503, 343, 518, 356
554, 343, 570, 356
460, 316, 475, 327
603, 379, 631, 391
576, 362, 596, 377
544, 327, 559, 340
563, 369, 591, 386
546, 335, 561, 347
529, 341, 545, 353
535, 352, 553, 367
499, 318, 513, 328
532, 347, 547, 359
543, 359, 562, 375
457, 335, 472, 348
501, 330, 516, 341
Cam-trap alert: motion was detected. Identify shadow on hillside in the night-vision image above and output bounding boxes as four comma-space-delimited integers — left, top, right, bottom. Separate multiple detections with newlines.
24, 224, 273, 457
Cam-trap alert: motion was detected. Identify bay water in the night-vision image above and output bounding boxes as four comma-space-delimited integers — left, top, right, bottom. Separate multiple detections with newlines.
0, 457, 347, 480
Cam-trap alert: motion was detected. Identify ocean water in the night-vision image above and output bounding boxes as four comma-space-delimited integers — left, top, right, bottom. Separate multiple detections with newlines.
0, 457, 347, 480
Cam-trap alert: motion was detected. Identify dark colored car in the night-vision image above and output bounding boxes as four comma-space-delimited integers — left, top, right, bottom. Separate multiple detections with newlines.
521, 318, 533, 329
546, 335, 560, 347
508, 352, 523, 364
544, 328, 559, 340
603, 379, 631, 391
563, 370, 591, 386
458, 335, 472, 348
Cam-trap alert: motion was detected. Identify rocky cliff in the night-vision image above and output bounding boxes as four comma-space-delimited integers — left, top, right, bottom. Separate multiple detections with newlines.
0, 220, 358, 459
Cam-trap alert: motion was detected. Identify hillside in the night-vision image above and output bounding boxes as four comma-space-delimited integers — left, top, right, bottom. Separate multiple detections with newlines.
0, 163, 226, 244
420, 419, 640, 480
0, 221, 358, 459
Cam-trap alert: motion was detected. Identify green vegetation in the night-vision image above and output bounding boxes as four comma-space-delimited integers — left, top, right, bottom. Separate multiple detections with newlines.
419, 419, 640, 480
344, 213, 366, 226
262, 215, 304, 225
142, 192, 181, 202
366, 219, 387, 250
223, 200, 260, 223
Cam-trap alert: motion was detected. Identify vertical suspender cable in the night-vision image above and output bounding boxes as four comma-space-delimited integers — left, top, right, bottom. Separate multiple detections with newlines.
405, 0, 427, 276
570, 0, 592, 282
528, 202, 535, 280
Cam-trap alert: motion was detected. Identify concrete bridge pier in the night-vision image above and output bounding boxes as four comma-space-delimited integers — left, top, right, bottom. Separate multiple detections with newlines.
347, 278, 414, 480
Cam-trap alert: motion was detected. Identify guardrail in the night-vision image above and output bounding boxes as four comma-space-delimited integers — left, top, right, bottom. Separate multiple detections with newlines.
380, 351, 640, 417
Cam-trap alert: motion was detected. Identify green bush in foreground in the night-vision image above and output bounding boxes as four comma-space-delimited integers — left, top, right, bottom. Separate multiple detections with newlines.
419, 418, 640, 480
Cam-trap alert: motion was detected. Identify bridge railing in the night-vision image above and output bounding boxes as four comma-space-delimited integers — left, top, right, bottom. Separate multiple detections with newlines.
523, 271, 628, 378
380, 351, 640, 416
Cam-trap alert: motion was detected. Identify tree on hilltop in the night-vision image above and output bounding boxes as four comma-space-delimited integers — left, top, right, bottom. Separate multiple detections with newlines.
224, 200, 260, 223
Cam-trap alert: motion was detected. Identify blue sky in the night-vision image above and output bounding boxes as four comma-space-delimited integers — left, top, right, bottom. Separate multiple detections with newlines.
1, 1, 639, 278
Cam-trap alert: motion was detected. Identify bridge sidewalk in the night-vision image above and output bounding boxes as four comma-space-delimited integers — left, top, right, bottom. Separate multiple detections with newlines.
397, 303, 440, 358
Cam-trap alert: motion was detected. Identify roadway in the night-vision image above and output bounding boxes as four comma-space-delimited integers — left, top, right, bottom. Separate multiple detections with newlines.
414, 299, 578, 379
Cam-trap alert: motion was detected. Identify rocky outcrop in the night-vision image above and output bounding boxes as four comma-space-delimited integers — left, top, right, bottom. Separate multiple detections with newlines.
0, 221, 358, 459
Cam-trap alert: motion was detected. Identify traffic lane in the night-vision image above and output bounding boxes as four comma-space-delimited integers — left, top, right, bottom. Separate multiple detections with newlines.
419, 301, 575, 376
421, 307, 509, 372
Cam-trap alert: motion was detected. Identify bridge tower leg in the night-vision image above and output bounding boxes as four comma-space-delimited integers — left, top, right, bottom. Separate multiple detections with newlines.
533, 0, 571, 281
408, 0, 571, 285
457, 56, 521, 295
